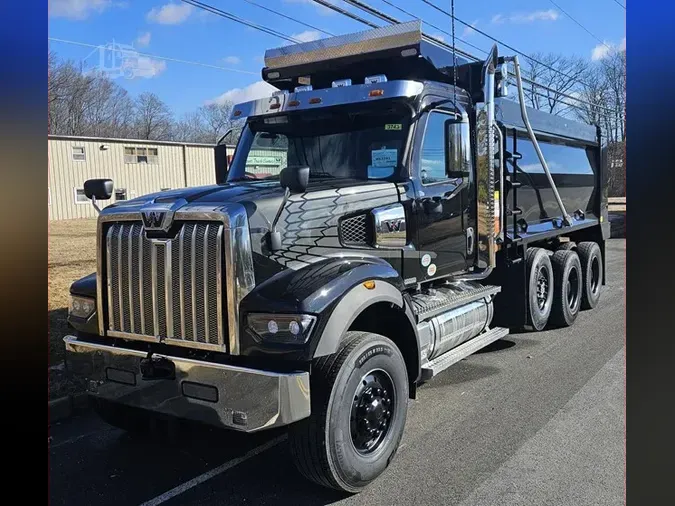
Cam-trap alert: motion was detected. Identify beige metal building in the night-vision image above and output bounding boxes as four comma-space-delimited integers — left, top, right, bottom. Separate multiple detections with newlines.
48, 135, 225, 221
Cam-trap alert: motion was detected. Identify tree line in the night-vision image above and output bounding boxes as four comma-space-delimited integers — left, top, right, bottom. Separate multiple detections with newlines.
48, 51, 241, 144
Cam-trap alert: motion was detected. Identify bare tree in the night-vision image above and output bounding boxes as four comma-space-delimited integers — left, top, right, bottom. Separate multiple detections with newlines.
198, 102, 238, 143
524, 53, 589, 116
133, 92, 174, 140
174, 111, 209, 143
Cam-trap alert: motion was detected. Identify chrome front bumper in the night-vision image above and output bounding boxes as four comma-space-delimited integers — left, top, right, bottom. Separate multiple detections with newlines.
63, 336, 311, 432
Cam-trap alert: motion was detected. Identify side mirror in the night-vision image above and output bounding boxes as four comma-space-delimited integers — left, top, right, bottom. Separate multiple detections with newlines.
280, 165, 310, 194
84, 179, 113, 200
83, 178, 113, 214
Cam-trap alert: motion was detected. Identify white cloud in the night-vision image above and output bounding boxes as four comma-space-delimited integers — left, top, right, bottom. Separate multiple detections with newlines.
429, 34, 445, 43
591, 37, 625, 61
462, 20, 479, 38
146, 2, 193, 25
209, 81, 277, 106
291, 30, 322, 43
283, 0, 336, 16
136, 32, 151, 47
492, 10, 559, 24
48, 0, 111, 20
223, 56, 241, 65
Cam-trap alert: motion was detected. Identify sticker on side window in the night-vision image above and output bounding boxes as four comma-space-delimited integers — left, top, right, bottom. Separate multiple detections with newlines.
371, 148, 397, 167
385, 124, 402, 130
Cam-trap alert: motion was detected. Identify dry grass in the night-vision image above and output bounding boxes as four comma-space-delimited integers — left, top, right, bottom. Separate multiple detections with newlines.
48, 218, 97, 399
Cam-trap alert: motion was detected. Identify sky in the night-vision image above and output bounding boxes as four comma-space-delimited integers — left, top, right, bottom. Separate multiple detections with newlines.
48, 0, 626, 117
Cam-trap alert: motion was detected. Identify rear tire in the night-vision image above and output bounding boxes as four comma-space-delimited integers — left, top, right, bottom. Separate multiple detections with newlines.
289, 331, 408, 493
526, 247, 554, 331
577, 241, 602, 310
549, 250, 583, 327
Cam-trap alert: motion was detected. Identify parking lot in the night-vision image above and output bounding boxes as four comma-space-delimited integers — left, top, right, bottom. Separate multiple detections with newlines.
49, 239, 625, 506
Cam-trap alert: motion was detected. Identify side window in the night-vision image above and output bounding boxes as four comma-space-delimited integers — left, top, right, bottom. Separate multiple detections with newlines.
420, 112, 448, 184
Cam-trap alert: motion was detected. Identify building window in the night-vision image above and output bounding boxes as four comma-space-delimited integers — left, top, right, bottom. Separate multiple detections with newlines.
72, 146, 86, 162
124, 146, 158, 164
115, 188, 127, 201
74, 187, 89, 204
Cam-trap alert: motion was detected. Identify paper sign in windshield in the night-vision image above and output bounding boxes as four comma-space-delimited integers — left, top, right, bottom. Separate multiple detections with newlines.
371, 148, 398, 168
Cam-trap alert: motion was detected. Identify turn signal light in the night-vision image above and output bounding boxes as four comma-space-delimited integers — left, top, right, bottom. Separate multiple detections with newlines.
363, 280, 376, 290
369, 89, 385, 97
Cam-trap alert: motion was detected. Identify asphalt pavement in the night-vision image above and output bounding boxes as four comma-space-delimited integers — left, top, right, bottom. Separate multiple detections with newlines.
49, 239, 625, 506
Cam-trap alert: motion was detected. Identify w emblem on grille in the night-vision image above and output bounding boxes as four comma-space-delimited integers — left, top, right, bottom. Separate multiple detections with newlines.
142, 211, 167, 230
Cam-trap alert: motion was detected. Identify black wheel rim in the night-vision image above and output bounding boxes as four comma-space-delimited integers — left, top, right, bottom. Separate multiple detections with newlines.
536, 265, 550, 311
350, 369, 395, 455
590, 257, 600, 294
567, 266, 580, 311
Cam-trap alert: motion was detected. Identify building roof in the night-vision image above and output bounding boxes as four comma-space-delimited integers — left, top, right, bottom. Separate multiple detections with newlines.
47, 134, 230, 148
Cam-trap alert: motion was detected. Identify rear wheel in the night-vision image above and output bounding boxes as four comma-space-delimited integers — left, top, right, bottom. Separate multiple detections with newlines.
289, 331, 408, 493
526, 247, 554, 330
577, 241, 603, 309
549, 250, 583, 327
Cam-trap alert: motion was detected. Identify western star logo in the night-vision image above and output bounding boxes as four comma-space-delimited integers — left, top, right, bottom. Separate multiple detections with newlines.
385, 219, 403, 232
142, 211, 166, 230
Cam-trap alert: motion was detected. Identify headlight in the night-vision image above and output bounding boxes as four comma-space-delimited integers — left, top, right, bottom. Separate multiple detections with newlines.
246, 313, 316, 344
69, 295, 95, 319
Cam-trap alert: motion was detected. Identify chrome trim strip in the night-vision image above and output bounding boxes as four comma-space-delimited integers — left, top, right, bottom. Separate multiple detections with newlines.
127, 223, 135, 333
203, 224, 210, 344
105, 330, 224, 352
190, 224, 197, 343
105, 226, 114, 331
117, 224, 124, 332
216, 225, 224, 347
165, 239, 173, 338
151, 243, 159, 336
178, 226, 186, 341
230, 80, 424, 120
138, 228, 145, 335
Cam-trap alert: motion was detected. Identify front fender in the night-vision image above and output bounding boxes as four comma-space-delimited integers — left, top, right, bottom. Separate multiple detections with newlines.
238, 257, 406, 360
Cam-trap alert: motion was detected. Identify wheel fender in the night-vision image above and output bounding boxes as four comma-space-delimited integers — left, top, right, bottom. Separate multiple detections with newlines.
314, 280, 406, 358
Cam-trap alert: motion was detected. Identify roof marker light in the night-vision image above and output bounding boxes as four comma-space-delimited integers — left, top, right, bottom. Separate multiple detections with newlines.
365, 74, 387, 84
332, 78, 352, 87
288, 100, 300, 107
401, 48, 417, 57
309, 97, 322, 104
368, 89, 384, 97
268, 71, 280, 79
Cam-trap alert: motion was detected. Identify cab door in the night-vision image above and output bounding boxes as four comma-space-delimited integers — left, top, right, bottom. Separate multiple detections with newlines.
411, 109, 472, 280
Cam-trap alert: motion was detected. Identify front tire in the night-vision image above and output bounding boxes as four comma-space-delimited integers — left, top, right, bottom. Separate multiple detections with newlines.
289, 331, 409, 493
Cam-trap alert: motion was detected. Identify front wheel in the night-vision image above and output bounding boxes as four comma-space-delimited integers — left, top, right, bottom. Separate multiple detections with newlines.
289, 331, 409, 493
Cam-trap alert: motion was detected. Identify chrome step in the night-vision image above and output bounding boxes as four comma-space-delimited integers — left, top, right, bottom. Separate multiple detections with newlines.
420, 326, 510, 380
412, 284, 501, 322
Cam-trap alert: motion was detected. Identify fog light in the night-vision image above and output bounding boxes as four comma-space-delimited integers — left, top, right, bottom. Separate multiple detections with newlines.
69, 295, 95, 319
247, 313, 317, 344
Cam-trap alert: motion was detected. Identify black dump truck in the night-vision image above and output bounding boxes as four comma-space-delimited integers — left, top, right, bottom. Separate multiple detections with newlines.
65, 21, 609, 493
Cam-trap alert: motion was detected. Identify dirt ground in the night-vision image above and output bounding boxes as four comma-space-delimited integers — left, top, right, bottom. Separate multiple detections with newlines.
48, 218, 97, 399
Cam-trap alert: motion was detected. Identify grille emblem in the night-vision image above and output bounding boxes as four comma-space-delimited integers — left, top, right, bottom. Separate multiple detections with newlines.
384, 219, 403, 232
142, 211, 167, 230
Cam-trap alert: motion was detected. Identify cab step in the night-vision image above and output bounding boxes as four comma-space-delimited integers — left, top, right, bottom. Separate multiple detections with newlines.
411, 284, 501, 322
420, 326, 510, 380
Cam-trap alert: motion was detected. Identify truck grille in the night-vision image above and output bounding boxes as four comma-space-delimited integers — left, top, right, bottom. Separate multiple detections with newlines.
105, 221, 225, 349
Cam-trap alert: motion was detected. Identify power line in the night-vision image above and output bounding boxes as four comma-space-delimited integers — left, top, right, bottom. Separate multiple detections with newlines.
238, 0, 334, 36
377, 0, 489, 55
48, 37, 258, 75
610, 0, 626, 9
181, 0, 301, 44
417, 0, 598, 90
310, 0, 618, 114
304, 0, 379, 29
546, 0, 613, 50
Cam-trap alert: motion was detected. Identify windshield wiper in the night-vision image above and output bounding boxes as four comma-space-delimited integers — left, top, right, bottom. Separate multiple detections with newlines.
310, 172, 335, 179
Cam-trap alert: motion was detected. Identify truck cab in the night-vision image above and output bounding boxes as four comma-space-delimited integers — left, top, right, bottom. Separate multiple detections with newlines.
64, 21, 608, 493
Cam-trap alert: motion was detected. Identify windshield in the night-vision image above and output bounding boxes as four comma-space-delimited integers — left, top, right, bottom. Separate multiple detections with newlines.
227, 102, 412, 183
